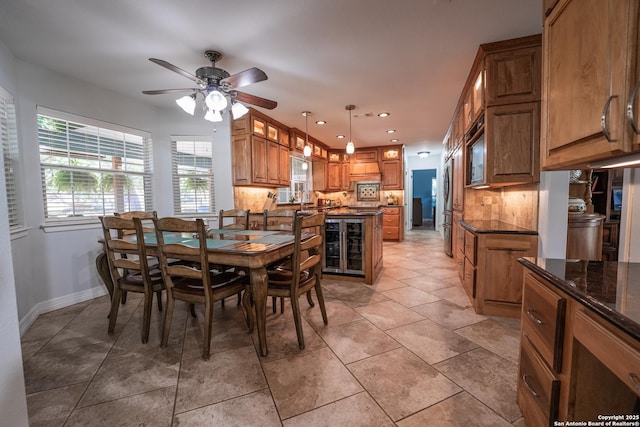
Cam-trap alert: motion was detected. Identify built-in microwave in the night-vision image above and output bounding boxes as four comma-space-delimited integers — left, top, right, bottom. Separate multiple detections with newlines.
467, 116, 485, 185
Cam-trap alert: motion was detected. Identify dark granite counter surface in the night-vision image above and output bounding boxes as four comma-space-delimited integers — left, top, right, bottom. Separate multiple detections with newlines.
461, 220, 538, 235
519, 257, 640, 341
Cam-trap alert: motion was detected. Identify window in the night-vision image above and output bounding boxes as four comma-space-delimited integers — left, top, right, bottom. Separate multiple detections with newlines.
0, 86, 20, 228
277, 156, 312, 203
38, 107, 153, 221
171, 136, 215, 215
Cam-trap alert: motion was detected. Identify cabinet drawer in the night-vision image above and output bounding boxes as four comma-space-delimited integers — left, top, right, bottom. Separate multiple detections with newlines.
522, 273, 566, 372
517, 335, 560, 427
464, 229, 477, 264
383, 215, 399, 227
381, 206, 400, 215
573, 308, 640, 395
383, 227, 399, 240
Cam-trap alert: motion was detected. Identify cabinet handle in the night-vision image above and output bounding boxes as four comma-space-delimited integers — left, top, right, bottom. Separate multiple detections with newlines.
629, 373, 640, 394
627, 81, 640, 134
601, 95, 618, 142
526, 309, 544, 325
522, 374, 539, 397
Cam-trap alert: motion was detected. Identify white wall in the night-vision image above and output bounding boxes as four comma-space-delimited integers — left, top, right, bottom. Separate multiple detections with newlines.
5, 51, 235, 325
0, 40, 29, 427
537, 171, 569, 258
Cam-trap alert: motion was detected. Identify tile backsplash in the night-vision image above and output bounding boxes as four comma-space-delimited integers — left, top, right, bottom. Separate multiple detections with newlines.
464, 183, 539, 230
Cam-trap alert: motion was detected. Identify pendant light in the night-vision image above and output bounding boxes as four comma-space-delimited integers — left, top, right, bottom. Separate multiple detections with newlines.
345, 104, 355, 154
302, 111, 312, 157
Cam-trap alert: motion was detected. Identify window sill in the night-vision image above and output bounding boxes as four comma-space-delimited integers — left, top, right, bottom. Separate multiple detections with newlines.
10, 225, 32, 241
40, 218, 102, 233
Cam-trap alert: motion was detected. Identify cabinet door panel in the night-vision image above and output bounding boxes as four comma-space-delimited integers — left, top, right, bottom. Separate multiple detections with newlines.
486, 102, 540, 184
279, 144, 290, 186
252, 136, 268, 184
382, 160, 402, 189
486, 47, 541, 106
542, 0, 635, 168
232, 135, 252, 185
267, 141, 280, 184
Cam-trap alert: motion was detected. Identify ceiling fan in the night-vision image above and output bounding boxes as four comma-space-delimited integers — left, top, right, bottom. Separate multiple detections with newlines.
143, 50, 277, 120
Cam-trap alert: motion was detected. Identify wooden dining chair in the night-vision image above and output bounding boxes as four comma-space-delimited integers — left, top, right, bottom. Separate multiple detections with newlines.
99, 215, 165, 344
152, 217, 252, 360
263, 208, 297, 231
113, 210, 160, 308
218, 208, 250, 230
263, 208, 298, 313
266, 212, 328, 349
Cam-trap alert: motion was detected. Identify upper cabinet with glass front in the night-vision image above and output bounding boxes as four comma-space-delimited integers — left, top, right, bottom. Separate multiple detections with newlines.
457, 34, 542, 188
541, 0, 640, 170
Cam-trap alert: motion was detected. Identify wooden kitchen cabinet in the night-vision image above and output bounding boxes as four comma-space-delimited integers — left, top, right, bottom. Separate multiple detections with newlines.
518, 261, 640, 425
485, 46, 541, 107
480, 102, 540, 186
252, 136, 269, 184
381, 206, 403, 241
452, 146, 464, 211
312, 160, 326, 191
232, 108, 292, 188
541, 0, 640, 170
279, 143, 290, 186
464, 68, 484, 131
380, 146, 403, 190
326, 151, 350, 191
463, 227, 538, 318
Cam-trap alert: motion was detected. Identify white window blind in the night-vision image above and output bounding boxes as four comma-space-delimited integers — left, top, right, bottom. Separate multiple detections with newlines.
0, 86, 20, 228
37, 107, 153, 221
171, 136, 215, 215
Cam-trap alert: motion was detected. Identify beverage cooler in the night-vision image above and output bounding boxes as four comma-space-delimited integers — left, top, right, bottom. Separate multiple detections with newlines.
323, 218, 365, 276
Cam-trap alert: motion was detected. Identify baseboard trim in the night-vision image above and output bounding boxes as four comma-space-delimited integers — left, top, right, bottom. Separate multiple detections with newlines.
19, 286, 108, 336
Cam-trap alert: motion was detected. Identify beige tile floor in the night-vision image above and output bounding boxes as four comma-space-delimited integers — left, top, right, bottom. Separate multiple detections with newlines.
21, 229, 526, 426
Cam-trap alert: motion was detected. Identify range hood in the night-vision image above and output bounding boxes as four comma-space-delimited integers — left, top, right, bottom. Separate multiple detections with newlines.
349, 161, 381, 182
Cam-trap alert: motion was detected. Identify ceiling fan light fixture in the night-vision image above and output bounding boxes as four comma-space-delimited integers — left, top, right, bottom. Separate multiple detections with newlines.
205, 90, 228, 111
176, 94, 196, 115
417, 151, 430, 158
231, 101, 249, 119
204, 109, 223, 122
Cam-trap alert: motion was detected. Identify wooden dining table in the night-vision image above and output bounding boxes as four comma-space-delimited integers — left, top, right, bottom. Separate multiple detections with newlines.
97, 228, 309, 357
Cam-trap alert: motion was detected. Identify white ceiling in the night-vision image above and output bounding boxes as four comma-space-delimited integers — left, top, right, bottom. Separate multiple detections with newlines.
0, 0, 542, 157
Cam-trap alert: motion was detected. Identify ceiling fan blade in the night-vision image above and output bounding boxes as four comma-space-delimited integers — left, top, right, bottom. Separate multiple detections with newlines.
142, 88, 197, 95
221, 67, 268, 89
149, 58, 206, 86
234, 91, 277, 110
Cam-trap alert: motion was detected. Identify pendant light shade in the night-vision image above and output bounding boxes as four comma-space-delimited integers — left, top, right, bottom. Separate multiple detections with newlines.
346, 141, 355, 154
205, 90, 228, 111
345, 104, 356, 154
176, 94, 196, 115
302, 111, 312, 157
204, 109, 223, 122
231, 101, 249, 119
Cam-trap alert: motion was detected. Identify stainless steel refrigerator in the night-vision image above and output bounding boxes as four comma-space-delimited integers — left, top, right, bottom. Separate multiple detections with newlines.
443, 158, 453, 256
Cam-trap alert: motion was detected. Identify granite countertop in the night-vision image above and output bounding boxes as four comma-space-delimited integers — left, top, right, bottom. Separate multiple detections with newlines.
324, 207, 382, 216
519, 257, 640, 341
461, 220, 538, 235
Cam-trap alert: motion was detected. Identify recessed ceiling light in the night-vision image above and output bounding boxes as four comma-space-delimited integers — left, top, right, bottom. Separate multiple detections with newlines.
390, 138, 399, 142
378, 112, 390, 118
316, 120, 326, 125
386, 129, 396, 134
336, 135, 345, 139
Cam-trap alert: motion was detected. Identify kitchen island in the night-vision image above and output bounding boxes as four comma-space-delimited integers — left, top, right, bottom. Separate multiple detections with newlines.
322, 208, 383, 285
517, 258, 640, 426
